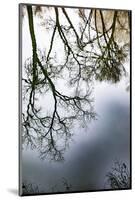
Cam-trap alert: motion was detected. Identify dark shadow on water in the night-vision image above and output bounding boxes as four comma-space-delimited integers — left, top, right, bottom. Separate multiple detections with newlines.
7, 188, 18, 196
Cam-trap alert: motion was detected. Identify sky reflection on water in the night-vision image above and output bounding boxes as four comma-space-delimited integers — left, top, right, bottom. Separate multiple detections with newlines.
22, 77, 130, 192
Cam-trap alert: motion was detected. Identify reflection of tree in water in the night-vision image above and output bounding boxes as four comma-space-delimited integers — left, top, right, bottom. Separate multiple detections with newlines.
22, 181, 39, 195
106, 161, 130, 189
22, 161, 130, 195
22, 5, 130, 161
22, 178, 72, 195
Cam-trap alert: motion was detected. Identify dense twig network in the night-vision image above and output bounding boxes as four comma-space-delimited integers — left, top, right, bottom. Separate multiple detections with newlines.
22, 5, 130, 161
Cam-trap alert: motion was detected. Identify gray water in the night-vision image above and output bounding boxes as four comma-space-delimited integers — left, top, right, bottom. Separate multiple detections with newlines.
22, 78, 130, 193
21, 8, 130, 193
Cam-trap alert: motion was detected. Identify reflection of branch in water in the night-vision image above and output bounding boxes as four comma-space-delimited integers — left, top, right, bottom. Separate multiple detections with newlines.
51, 177, 72, 193
22, 177, 72, 195
22, 6, 95, 161
54, 8, 129, 84
94, 10, 127, 83
22, 6, 130, 161
105, 161, 130, 189
22, 181, 39, 195
62, 177, 72, 191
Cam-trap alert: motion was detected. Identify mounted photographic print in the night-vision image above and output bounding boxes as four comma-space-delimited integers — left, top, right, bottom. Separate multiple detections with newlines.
19, 3, 131, 196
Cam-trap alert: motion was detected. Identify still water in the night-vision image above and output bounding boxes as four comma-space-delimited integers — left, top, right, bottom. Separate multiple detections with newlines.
21, 8, 130, 193
22, 76, 130, 192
